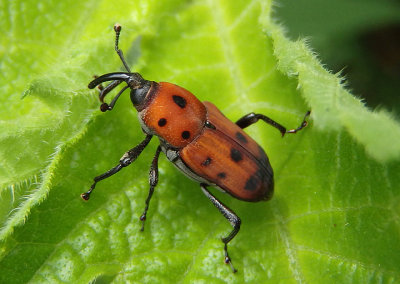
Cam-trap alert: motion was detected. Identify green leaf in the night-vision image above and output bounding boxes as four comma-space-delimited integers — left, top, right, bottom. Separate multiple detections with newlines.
1, 0, 400, 283
275, 0, 400, 114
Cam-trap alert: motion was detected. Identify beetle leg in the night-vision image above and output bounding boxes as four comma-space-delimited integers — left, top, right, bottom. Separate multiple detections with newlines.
140, 145, 162, 231
200, 184, 241, 273
99, 85, 129, 112
81, 134, 152, 200
235, 111, 311, 137
285, 110, 311, 134
92, 75, 125, 112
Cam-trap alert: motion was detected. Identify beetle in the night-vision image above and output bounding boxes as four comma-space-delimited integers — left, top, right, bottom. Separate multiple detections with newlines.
81, 24, 310, 273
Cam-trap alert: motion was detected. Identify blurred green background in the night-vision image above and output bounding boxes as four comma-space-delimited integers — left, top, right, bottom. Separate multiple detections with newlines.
275, 0, 400, 113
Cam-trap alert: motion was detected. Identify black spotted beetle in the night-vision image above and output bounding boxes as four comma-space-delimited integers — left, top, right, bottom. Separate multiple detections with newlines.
81, 24, 310, 273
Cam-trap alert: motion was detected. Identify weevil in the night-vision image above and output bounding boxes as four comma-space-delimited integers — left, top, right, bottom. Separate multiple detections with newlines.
81, 24, 310, 273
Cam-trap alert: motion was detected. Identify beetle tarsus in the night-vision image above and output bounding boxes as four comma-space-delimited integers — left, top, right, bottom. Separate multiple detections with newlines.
140, 214, 146, 231
201, 184, 241, 273
81, 179, 99, 201
81, 192, 90, 201
285, 110, 311, 134
100, 103, 110, 112
224, 243, 237, 273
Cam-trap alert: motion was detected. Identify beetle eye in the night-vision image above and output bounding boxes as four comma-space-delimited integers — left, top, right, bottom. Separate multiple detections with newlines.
130, 86, 149, 106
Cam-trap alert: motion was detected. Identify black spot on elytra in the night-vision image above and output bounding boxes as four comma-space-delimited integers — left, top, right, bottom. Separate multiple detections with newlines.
181, 131, 190, 139
230, 148, 242, 162
201, 157, 212, 166
158, 118, 167, 127
235, 132, 248, 143
217, 172, 226, 179
173, 95, 187, 108
258, 145, 271, 171
244, 175, 260, 191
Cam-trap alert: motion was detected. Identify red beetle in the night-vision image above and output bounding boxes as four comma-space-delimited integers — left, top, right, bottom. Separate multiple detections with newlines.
81, 24, 310, 273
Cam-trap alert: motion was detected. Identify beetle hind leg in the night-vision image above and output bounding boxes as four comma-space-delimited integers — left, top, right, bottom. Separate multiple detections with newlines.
140, 146, 162, 231
236, 110, 311, 136
200, 184, 241, 273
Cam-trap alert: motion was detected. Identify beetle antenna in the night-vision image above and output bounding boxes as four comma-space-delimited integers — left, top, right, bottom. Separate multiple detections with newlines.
114, 24, 131, 73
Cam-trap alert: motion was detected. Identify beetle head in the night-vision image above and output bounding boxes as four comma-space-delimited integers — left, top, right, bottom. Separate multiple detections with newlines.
88, 72, 152, 112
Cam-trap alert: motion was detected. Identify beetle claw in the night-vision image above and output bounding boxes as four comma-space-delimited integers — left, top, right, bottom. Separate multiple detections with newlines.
81, 192, 90, 201
140, 214, 147, 231
225, 256, 237, 273
100, 103, 110, 112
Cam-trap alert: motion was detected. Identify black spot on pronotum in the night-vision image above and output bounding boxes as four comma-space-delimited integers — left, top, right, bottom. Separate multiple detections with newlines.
173, 95, 187, 108
181, 131, 190, 139
230, 148, 242, 162
201, 157, 212, 166
158, 118, 167, 127
244, 175, 259, 191
235, 132, 248, 143
217, 172, 226, 179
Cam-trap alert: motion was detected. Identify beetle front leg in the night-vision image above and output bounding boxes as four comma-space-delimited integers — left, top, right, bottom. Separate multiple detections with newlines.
236, 111, 310, 136
91, 75, 125, 112
140, 145, 162, 231
81, 134, 152, 200
200, 184, 241, 273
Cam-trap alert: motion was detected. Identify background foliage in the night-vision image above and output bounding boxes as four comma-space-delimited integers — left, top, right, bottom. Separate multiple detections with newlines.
0, 0, 399, 283
277, 0, 400, 113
